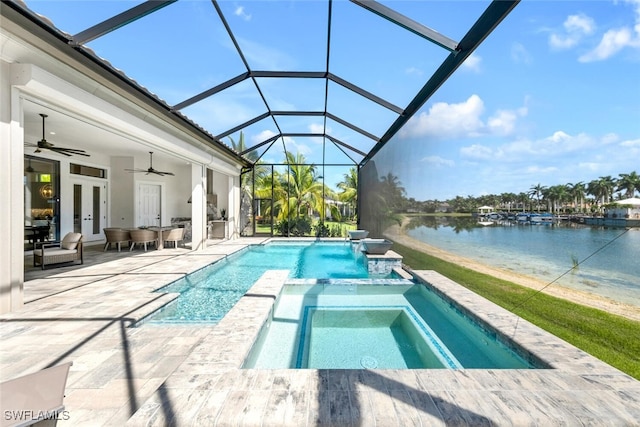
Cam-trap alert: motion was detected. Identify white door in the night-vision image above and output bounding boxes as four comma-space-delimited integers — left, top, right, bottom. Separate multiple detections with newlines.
73, 180, 107, 242
138, 183, 161, 227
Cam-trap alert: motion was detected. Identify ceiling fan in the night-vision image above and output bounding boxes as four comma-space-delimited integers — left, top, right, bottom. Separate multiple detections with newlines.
125, 151, 174, 176
26, 113, 90, 157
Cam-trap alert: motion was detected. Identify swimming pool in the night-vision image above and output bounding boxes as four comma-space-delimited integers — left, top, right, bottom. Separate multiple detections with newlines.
147, 241, 395, 323
243, 283, 543, 369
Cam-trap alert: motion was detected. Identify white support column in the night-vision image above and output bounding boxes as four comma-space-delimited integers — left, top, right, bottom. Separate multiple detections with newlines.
0, 67, 25, 314
190, 163, 206, 250
228, 174, 239, 240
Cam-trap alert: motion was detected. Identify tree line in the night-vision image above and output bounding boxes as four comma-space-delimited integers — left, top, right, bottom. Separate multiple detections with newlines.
407, 171, 640, 214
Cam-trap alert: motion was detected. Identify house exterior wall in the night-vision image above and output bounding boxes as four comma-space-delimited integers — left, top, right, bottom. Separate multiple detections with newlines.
0, 19, 243, 314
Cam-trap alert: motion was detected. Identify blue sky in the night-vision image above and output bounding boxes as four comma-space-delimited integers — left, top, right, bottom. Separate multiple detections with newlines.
24, 0, 640, 201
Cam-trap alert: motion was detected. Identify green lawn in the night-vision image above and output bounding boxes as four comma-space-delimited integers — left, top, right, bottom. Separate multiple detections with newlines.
390, 240, 640, 380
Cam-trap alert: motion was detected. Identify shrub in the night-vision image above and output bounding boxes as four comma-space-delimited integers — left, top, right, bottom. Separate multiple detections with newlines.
275, 217, 312, 236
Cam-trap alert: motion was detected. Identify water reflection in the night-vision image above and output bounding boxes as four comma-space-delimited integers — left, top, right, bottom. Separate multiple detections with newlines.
406, 215, 494, 233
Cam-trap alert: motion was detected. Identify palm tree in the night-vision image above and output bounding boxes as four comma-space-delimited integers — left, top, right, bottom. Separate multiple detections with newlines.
229, 131, 270, 233
546, 184, 569, 214
567, 182, 586, 213
337, 167, 358, 220
528, 184, 546, 212
587, 176, 615, 213
616, 171, 640, 199
379, 172, 406, 212
516, 192, 530, 212
278, 152, 331, 221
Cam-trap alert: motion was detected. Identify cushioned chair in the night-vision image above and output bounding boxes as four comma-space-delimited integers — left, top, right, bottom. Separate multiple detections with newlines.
129, 229, 158, 252
162, 227, 185, 248
33, 232, 83, 270
103, 228, 131, 252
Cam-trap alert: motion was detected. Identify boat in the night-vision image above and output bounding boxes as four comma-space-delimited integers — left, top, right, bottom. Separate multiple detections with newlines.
530, 213, 554, 225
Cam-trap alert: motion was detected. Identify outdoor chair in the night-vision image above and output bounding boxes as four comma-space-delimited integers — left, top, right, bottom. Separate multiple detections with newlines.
103, 228, 130, 252
33, 232, 83, 270
162, 227, 185, 248
129, 229, 157, 252
0, 361, 72, 427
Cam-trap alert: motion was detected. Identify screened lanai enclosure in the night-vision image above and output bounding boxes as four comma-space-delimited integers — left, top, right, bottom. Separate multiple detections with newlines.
8, 0, 518, 238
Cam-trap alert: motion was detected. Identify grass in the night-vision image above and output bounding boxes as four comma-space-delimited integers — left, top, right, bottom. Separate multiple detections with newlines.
390, 240, 640, 380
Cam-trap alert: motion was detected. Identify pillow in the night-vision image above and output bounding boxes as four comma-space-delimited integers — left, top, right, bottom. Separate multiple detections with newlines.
61, 232, 82, 250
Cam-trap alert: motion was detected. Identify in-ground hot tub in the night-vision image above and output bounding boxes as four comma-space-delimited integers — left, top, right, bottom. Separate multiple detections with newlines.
243, 283, 543, 370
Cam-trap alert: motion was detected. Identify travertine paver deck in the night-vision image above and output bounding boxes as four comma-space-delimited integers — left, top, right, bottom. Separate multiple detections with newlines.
2, 239, 639, 426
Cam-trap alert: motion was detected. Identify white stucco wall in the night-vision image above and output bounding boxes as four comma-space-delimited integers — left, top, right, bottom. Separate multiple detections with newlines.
0, 23, 243, 313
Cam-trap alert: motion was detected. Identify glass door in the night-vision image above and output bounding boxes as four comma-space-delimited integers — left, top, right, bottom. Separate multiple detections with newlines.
73, 179, 106, 242
24, 156, 59, 250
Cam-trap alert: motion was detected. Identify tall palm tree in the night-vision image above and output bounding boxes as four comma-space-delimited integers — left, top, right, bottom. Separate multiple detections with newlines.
616, 171, 640, 199
278, 152, 326, 220
587, 176, 615, 213
379, 172, 406, 212
229, 131, 270, 232
567, 182, 586, 213
529, 183, 546, 212
546, 184, 569, 214
337, 167, 358, 220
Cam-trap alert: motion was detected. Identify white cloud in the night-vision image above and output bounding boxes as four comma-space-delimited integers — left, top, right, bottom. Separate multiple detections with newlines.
400, 95, 527, 140
577, 162, 603, 172
234, 6, 252, 21
511, 42, 533, 65
420, 155, 454, 167
236, 37, 295, 70
579, 27, 635, 62
620, 138, 640, 147
549, 13, 596, 50
405, 66, 423, 76
524, 165, 559, 174
308, 123, 326, 134
285, 138, 312, 156
400, 94, 485, 139
543, 6, 640, 65
460, 144, 494, 160
487, 106, 528, 136
252, 129, 277, 145
461, 53, 481, 72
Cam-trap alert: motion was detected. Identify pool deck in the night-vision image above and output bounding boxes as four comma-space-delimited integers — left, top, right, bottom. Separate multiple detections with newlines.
2, 238, 639, 425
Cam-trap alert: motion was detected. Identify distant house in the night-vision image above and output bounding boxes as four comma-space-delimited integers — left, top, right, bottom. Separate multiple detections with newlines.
606, 198, 640, 220
587, 197, 640, 227
476, 205, 494, 217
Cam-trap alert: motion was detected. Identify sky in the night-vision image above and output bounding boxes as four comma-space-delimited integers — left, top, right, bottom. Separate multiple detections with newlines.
22, 0, 640, 201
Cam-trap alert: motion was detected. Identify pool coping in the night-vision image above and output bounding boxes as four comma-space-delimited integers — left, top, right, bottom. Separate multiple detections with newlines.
127, 267, 640, 425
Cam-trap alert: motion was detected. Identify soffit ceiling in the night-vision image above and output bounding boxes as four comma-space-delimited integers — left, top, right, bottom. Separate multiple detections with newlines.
8, 0, 519, 167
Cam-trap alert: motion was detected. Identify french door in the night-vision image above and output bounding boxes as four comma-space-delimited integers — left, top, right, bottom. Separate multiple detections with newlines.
73, 179, 106, 242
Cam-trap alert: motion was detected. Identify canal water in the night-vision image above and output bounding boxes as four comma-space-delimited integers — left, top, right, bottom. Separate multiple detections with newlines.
405, 216, 640, 307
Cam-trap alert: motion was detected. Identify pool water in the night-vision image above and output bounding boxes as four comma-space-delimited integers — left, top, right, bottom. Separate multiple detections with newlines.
243, 284, 541, 369
147, 241, 387, 323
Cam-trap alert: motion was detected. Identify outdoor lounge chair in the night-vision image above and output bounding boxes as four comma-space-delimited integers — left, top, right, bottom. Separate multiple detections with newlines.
162, 227, 185, 248
103, 228, 130, 252
0, 361, 72, 427
129, 229, 157, 251
33, 233, 83, 270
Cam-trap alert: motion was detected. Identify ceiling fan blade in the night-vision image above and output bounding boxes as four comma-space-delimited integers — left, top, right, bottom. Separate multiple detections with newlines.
49, 148, 72, 157
59, 149, 90, 157
33, 114, 90, 157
